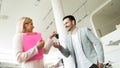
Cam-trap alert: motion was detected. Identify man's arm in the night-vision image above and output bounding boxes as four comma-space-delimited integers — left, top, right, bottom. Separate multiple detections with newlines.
53, 42, 70, 57
84, 28, 104, 65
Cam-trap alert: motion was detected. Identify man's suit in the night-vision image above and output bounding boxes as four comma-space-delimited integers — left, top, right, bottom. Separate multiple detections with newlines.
59, 27, 104, 68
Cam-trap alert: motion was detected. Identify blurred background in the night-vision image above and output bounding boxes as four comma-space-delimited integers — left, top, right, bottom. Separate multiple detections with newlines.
0, 0, 120, 68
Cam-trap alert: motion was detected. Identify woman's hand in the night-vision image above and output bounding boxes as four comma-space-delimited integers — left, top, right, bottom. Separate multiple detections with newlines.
49, 31, 57, 39
36, 39, 45, 50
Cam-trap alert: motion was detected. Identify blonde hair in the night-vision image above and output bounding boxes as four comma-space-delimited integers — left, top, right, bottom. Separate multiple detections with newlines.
16, 17, 32, 33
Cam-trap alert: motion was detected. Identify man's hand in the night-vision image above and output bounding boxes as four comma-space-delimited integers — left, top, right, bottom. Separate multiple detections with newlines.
52, 42, 62, 49
98, 62, 103, 68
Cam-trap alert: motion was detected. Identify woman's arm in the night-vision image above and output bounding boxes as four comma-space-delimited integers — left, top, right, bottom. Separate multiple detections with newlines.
13, 34, 39, 63
43, 38, 53, 54
43, 31, 56, 54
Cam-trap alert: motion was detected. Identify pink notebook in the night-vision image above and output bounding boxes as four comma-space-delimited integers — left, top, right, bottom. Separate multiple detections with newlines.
22, 32, 43, 61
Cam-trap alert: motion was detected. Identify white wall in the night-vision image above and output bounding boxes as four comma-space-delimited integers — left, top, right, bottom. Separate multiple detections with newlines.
93, 13, 120, 37
92, 0, 120, 37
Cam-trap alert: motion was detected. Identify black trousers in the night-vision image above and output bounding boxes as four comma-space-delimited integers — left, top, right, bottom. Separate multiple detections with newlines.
89, 64, 98, 68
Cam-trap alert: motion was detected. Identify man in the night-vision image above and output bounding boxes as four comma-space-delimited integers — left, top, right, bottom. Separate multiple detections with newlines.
52, 15, 104, 68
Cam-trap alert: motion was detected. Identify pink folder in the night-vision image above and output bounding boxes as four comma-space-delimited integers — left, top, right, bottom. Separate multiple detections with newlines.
22, 32, 43, 61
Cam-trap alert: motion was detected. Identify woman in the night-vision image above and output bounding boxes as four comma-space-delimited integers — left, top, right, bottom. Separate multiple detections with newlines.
13, 17, 55, 68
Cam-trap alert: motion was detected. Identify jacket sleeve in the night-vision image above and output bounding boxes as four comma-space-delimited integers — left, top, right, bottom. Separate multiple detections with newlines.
59, 46, 70, 57
59, 38, 70, 57
84, 27, 104, 63
13, 33, 39, 63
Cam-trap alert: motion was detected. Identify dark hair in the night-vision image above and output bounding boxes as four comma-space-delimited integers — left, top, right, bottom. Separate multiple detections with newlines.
63, 15, 76, 25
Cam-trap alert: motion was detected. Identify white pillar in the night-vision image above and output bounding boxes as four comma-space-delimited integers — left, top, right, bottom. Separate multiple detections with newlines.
51, 0, 74, 68
51, 0, 67, 44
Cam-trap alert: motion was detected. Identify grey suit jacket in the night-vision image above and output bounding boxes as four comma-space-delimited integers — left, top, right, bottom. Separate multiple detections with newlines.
59, 27, 104, 68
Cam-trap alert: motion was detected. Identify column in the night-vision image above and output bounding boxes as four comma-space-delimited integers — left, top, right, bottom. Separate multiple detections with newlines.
50, 0, 74, 68
51, 0, 66, 44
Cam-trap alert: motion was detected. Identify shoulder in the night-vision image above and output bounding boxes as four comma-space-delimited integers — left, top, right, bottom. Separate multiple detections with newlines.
13, 33, 22, 40
15, 33, 22, 37
82, 27, 91, 30
66, 34, 71, 39
78, 27, 91, 31
33, 32, 42, 35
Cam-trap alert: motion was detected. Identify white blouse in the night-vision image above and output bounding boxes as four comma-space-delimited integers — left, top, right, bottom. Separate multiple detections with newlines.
13, 33, 53, 68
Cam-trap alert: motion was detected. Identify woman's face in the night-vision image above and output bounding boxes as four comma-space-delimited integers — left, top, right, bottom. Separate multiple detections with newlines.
24, 21, 34, 33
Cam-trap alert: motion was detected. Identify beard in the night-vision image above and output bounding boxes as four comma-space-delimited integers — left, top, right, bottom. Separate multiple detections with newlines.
66, 26, 72, 32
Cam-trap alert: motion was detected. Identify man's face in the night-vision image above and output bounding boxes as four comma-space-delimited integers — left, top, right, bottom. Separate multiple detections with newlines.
63, 18, 74, 32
